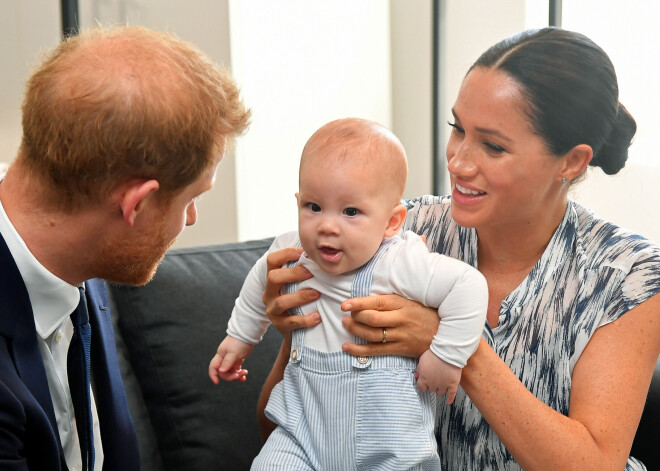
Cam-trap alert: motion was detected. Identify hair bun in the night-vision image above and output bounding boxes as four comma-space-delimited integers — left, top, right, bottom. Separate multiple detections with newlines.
590, 103, 636, 175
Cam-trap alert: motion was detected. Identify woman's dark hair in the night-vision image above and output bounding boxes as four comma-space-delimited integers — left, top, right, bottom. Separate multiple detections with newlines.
471, 27, 636, 175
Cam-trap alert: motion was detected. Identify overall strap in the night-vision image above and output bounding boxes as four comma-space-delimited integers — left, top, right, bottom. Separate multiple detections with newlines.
283, 240, 305, 350
350, 237, 398, 347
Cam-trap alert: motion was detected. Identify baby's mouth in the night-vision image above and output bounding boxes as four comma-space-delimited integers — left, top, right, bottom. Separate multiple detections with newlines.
319, 246, 342, 262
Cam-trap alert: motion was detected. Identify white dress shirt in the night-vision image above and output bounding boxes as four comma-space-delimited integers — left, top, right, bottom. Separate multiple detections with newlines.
0, 197, 103, 471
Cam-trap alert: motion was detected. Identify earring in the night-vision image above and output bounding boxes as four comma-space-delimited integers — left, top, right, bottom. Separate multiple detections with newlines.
562, 177, 566, 184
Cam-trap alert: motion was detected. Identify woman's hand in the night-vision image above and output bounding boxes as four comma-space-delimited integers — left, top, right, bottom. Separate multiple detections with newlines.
340, 294, 439, 358
263, 247, 321, 346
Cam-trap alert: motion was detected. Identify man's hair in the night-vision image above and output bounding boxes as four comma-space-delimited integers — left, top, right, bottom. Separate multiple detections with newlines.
19, 26, 250, 210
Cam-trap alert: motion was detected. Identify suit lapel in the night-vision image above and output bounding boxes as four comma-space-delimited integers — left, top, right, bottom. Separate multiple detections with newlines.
0, 233, 61, 438
0, 234, 139, 468
87, 279, 140, 467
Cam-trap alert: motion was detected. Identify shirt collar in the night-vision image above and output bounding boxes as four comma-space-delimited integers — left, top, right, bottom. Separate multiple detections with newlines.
0, 193, 80, 339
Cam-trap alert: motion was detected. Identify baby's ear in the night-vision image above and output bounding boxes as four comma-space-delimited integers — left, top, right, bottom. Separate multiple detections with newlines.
384, 204, 407, 237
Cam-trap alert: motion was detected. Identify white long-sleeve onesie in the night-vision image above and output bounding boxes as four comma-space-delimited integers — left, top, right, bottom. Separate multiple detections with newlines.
227, 230, 487, 367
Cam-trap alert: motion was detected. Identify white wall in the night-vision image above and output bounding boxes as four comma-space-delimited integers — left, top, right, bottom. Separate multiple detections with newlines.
2, 1, 656, 246
0, 1, 60, 166
570, 166, 660, 243
391, 0, 434, 200
228, 0, 393, 241
0, 1, 433, 247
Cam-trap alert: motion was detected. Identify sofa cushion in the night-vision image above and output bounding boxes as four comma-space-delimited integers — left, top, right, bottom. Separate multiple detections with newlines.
108, 238, 278, 471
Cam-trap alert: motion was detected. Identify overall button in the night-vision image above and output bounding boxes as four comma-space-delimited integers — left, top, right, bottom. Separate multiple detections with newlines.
291, 349, 299, 360
356, 355, 369, 364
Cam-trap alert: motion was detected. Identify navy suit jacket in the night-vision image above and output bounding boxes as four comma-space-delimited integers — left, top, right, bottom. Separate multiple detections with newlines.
0, 233, 139, 470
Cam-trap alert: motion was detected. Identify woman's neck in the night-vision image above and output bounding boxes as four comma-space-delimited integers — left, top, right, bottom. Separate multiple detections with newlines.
476, 202, 568, 328
476, 201, 568, 275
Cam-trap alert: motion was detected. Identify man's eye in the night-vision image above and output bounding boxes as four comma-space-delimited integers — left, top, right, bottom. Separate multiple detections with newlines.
308, 203, 321, 212
344, 208, 359, 217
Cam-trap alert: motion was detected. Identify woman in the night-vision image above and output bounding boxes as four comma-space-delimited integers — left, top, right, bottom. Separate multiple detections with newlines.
258, 28, 660, 470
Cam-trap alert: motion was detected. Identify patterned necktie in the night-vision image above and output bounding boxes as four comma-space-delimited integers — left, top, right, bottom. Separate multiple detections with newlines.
67, 286, 95, 471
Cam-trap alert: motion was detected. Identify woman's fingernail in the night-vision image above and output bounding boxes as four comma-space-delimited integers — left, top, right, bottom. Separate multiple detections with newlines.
313, 313, 321, 322
342, 302, 352, 311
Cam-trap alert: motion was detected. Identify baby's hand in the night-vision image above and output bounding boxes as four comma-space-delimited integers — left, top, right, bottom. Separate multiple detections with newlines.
416, 350, 462, 404
208, 336, 254, 384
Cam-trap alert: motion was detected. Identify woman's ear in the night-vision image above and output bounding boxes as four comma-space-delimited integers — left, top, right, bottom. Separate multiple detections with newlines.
384, 204, 407, 237
561, 144, 593, 183
117, 179, 160, 227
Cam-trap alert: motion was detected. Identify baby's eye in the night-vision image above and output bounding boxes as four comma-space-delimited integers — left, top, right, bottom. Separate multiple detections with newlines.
343, 208, 359, 217
307, 203, 321, 212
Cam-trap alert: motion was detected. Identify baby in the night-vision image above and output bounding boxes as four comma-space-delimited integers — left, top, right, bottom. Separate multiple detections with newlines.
210, 118, 487, 470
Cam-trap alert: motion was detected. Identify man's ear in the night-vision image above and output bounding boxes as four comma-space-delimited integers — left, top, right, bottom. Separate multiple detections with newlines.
561, 144, 593, 184
117, 180, 160, 227
384, 204, 407, 237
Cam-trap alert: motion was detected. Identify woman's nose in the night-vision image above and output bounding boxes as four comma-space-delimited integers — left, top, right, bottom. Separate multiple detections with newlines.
447, 139, 477, 177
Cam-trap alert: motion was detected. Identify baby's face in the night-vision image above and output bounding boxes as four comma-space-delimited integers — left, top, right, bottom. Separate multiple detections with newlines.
297, 159, 397, 275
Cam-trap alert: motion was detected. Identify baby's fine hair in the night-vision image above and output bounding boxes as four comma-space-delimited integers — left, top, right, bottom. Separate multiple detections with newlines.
300, 118, 408, 198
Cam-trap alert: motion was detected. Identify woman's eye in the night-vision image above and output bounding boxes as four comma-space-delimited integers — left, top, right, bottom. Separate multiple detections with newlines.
308, 203, 321, 212
485, 142, 505, 154
447, 121, 464, 134
343, 208, 359, 217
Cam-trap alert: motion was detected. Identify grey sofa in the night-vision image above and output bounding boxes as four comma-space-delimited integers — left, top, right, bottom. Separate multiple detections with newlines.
108, 238, 278, 471
107, 238, 660, 471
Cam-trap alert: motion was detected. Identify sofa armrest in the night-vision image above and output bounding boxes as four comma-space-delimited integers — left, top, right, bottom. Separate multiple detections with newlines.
108, 238, 277, 471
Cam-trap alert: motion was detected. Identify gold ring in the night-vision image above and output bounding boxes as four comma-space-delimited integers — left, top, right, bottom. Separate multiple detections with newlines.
382, 328, 388, 343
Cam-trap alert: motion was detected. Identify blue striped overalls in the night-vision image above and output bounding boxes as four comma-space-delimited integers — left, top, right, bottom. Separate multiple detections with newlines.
252, 239, 440, 471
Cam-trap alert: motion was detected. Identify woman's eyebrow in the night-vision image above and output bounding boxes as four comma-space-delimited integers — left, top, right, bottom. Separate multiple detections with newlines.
452, 108, 513, 143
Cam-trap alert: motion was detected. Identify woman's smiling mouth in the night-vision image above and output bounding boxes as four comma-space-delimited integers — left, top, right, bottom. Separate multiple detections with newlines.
455, 183, 485, 196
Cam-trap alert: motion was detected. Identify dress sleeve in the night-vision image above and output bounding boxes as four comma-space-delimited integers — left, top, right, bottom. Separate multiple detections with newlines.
600, 243, 660, 327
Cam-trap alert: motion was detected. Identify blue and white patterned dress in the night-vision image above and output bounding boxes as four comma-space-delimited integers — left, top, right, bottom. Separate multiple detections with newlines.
402, 195, 660, 471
